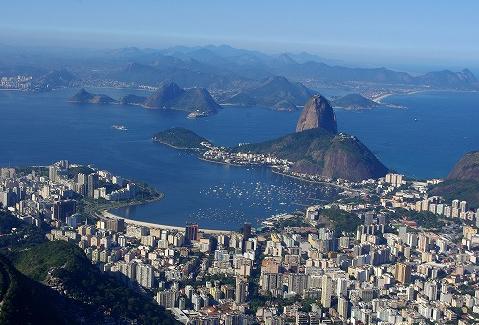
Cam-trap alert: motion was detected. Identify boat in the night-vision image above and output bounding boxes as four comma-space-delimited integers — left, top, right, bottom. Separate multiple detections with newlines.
187, 110, 208, 119
112, 125, 127, 131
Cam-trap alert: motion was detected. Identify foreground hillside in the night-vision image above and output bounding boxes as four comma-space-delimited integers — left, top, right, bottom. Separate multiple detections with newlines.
0, 210, 177, 324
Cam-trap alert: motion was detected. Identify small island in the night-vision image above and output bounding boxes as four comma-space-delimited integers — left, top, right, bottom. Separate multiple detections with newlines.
331, 93, 380, 110
153, 127, 211, 150
68, 83, 221, 117
69, 88, 118, 104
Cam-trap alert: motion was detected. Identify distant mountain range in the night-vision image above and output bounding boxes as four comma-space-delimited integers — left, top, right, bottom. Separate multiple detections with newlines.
226, 76, 316, 110
3, 44, 478, 101
68, 83, 221, 115
98, 45, 478, 90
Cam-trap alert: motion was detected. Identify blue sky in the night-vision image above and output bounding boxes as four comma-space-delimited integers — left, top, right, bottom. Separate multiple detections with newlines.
1, 0, 478, 68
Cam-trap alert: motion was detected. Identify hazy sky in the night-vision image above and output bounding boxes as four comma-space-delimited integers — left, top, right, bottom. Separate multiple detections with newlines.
1, 0, 478, 68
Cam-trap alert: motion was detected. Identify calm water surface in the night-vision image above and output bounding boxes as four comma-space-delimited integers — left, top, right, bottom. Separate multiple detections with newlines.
0, 88, 477, 229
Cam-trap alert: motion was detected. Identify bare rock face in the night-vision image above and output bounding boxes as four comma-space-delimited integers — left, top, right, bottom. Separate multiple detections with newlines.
447, 151, 479, 181
296, 95, 337, 133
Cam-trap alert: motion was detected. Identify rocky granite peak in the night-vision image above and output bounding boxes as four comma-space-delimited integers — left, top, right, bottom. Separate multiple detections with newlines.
296, 95, 337, 134
447, 151, 479, 181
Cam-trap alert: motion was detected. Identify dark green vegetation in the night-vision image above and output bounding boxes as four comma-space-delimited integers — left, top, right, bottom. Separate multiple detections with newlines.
332, 93, 380, 109
319, 208, 362, 233
227, 76, 315, 110
430, 151, 479, 208
120, 93, 147, 105
390, 209, 445, 229
234, 128, 388, 181
0, 210, 177, 324
0, 255, 85, 325
69, 88, 118, 104
153, 127, 210, 150
154, 126, 388, 181
430, 180, 479, 209
269, 215, 310, 231
144, 82, 221, 114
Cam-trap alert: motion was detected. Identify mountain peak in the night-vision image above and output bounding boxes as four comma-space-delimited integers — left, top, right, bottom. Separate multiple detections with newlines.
296, 95, 337, 134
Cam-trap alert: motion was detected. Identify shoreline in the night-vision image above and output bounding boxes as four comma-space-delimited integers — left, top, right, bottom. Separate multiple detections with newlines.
102, 210, 232, 235
271, 169, 361, 193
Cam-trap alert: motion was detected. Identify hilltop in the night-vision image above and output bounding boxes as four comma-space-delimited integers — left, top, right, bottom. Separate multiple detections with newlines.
153, 127, 210, 150
68, 88, 118, 104
430, 151, 479, 208
226, 76, 316, 111
296, 95, 337, 133
234, 128, 388, 181
154, 95, 388, 181
332, 93, 380, 110
144, 82, 221, 115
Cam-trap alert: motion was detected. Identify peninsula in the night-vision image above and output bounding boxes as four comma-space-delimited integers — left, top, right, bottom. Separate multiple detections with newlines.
154, 95, 388, 181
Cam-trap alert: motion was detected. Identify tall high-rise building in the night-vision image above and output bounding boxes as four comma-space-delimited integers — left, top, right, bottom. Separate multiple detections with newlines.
321, 274, 332, 308
136, 263, 154, 288
336, 277, 348, 298
395, 262, 412, 284
243, 222, 252, 239
52, 200, 77, 221
48, 166, 59, 183
337, 296, 349, 320
460, 201, 468, 213
106, 218, 125, 233
185, 223, 199, 244
235, 276, 248, 304
87, 173, 99, 198
77, 173, 88, 196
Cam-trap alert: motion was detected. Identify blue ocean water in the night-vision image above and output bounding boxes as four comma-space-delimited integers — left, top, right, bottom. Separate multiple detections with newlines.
0, 88, 478, 229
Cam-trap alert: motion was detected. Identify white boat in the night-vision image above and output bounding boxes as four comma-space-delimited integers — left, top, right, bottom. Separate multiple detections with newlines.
112, 125, 127, 131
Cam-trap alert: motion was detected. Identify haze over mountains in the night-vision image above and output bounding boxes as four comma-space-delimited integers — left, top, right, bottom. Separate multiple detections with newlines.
1, 44, 478, 95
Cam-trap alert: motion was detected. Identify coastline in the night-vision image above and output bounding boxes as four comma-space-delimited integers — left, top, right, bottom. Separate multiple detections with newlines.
271, 169, 361, 193
102, 210, 232, 235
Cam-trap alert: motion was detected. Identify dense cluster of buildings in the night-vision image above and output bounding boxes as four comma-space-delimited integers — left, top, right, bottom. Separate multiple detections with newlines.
0, 75, 33, 90
0, 161, 143, 226
3, 163, 479, 324
201, 142, 292, 169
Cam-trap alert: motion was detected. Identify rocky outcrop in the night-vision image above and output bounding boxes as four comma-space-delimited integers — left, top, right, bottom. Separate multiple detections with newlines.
447, 151, 479, 181
296, 95, 337, 133
234, 128, 388, 181
430, 151, 479, 208
144, 82, 221, 115
68, 89, 117, 104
